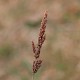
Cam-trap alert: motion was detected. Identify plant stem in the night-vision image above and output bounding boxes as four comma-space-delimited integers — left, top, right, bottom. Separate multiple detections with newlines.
33, 73, 34, 80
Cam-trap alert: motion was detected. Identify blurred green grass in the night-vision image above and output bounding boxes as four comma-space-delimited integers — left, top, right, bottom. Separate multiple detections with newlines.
0, 44, 14, 59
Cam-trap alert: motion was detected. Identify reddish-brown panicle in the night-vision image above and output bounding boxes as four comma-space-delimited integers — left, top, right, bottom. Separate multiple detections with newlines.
32, 11, 47, 74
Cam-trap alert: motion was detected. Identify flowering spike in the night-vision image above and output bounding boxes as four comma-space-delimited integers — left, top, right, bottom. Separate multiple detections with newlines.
32, 11, 47, 74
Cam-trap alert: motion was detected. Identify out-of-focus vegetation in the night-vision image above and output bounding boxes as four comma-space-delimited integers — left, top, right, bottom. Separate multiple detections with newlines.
0, 0, 80, 80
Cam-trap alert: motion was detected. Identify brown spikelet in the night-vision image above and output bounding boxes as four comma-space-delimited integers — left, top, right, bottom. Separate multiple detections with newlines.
33, 60, 42, 73
32, 41, 36, 53
32, 11, 47, 74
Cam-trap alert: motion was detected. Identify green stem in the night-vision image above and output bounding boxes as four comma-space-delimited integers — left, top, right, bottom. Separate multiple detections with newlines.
33, 73, 34, 80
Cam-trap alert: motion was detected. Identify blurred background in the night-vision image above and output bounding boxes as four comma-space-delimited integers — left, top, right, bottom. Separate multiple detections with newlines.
0, 0, 80, 80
